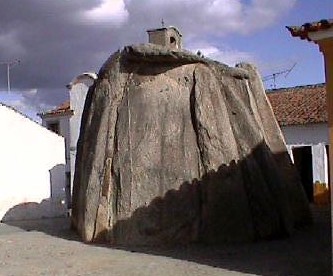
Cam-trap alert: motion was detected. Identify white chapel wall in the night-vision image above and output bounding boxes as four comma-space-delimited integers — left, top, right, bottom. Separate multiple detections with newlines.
281, 123, 329, 146
69, 74, 96, 191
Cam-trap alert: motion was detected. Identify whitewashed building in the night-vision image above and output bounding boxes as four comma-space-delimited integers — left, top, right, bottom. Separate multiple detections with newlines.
39, 72, 97, 204
0, 103, 67, 221
267, 83, 328, 202
67, 73, 97, 191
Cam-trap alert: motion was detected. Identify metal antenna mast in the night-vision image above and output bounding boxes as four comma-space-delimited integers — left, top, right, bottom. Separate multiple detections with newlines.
263, 62, 297, 89
0, 59, 20, 92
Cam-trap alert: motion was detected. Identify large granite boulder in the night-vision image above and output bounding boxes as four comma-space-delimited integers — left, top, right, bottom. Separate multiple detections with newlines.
71, 44, 311, 245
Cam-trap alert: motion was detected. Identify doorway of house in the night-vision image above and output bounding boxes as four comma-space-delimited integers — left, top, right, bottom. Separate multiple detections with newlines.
325, 144, 330, 189
292, 146, 313, 202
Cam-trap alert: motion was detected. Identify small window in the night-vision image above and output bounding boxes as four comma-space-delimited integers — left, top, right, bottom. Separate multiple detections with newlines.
170, 36, 176, 45
47, 122, 60, 134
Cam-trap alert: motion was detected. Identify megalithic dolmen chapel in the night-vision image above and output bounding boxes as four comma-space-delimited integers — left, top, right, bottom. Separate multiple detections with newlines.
71, 26, 311, 246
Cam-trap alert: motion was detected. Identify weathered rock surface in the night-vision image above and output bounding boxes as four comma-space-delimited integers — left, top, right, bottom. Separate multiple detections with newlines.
71, 44, 311, 245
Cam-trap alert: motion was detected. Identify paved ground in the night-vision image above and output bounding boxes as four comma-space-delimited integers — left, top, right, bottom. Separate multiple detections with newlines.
0, 205, 330, 276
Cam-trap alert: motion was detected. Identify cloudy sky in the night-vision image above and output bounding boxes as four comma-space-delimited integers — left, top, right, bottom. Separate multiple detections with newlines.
0, 0, 331, 120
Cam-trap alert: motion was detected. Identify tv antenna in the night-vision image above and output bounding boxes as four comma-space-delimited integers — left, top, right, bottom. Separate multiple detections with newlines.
262, 62, 296, 89
0, 59, 20, 92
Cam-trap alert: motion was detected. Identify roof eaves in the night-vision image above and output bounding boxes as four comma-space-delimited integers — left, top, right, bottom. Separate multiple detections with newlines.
286, 19, 333, 41
38, 109, 73, 118
1, 102, 40, 125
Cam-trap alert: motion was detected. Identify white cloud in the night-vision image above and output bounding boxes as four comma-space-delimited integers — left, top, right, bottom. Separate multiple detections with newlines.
23, 88, 38, 97
188, 41, 256, 66
244, 0, 297, 32
0, 88, 53, 122
124, 0, 296, 38
84, 0, 129, 26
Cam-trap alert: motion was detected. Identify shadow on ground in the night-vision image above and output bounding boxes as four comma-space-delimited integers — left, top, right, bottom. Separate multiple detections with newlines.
2, 217, 80, 241
105, 205, 329, 276
2, 206, 330, 275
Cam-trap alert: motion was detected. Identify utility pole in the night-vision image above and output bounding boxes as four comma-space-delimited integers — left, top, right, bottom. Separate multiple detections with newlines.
0, 59, 20, 92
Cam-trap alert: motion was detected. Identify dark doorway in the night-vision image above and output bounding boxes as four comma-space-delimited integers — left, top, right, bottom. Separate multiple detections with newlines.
292, 146, 313, 202
169, 36, 177, 48
325, 144, 330, 189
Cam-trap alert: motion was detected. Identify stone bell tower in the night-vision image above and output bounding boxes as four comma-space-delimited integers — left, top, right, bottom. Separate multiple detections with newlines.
147, 26, 182, 50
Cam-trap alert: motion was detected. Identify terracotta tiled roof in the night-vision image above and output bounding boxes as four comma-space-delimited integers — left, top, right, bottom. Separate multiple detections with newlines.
56, 100, 70, 111
38, 100, 72, 118
286, 19, 333, 41
267, 83, 327, 126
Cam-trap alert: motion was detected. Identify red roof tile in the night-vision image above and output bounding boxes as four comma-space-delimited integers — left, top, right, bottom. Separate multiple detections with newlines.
286, 19, 333, 41
56, 100, 70, 111
39, 100, 72, 118
267, 83, 327, 126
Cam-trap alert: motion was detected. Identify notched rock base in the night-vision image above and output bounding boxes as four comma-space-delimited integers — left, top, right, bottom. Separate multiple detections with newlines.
71, 44, 311, 246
